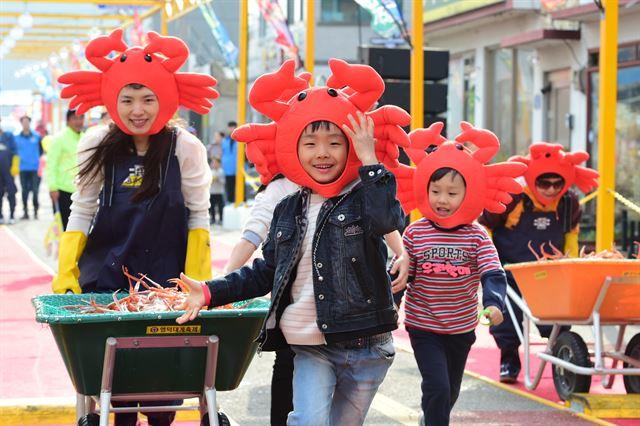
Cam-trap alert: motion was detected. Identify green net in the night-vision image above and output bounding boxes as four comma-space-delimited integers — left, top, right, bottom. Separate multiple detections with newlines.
33, 294, 270, 324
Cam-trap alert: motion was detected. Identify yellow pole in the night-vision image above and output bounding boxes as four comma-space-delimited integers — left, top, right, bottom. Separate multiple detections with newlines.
161, 2, 168, 35
410, 0, 424, 222
235, 0, 248, 206
305, 0, 315, 84
595, 0, 618, 251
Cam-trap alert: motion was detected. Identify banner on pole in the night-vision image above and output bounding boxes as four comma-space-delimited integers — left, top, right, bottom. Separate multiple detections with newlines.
199, 2, 239, 70
256, 0, 300, 65
354, 0, 407, 39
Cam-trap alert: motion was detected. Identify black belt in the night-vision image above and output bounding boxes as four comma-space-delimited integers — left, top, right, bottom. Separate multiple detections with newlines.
331, 332, 392, 350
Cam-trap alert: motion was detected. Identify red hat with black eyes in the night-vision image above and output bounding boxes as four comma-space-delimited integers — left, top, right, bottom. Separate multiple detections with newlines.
390, 122, 528, 228
510, 142, 599, 206
231, 59, 411, 198
58, 28, 219, 135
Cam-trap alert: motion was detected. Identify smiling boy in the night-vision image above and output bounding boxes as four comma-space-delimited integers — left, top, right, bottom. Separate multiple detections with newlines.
177, 111, 405, 425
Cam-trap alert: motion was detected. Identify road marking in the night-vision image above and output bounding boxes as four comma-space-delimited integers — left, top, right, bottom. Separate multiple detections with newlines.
394, 339, 614, 426
370, 392, 421, 425
0, 399, 239, 425
464, 370, 616, 426
2, 225, 56, 276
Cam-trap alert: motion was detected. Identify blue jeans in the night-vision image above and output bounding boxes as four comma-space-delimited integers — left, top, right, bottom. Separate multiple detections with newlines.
288, 335, 395, 426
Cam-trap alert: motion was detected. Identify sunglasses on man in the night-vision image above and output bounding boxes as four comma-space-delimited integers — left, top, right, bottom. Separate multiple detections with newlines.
536, 179, 564, 190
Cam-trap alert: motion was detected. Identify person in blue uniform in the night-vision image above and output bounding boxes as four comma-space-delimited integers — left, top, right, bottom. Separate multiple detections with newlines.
479, 142, 598, 384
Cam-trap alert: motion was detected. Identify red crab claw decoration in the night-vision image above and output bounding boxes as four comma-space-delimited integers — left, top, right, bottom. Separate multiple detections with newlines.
510, 142, 599, 206
233, 58, 409, 198
58, 28, 218, 136
389, 121, 527, 228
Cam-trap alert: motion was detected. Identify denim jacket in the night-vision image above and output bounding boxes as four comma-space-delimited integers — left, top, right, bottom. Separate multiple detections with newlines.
207, 164, 405, 351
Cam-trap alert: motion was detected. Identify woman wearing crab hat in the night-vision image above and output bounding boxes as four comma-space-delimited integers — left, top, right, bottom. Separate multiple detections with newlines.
51, 29, 218, 425
478, 142, 598, 384
389, 121, 528, 426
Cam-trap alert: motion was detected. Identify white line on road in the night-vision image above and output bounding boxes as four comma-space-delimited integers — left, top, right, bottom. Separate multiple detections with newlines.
2, 225, 56, 276
370, 392, 421, 426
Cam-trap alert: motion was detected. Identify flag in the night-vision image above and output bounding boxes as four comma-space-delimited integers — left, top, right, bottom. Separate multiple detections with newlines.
354, 0, 408, 40
256, 0, 300, 65
199, 2, 239, 69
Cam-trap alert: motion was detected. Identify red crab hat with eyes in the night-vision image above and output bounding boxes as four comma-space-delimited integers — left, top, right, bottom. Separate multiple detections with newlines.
510, 142, 599, 206
390, 122, 528, 228
231, 59, 411, 198
57, 28, 219, 135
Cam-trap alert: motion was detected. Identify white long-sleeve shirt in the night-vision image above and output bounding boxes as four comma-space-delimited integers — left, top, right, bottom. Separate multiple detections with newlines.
279, 193, 326, 345
67, 125, 211, 234
241, 177, 299, 247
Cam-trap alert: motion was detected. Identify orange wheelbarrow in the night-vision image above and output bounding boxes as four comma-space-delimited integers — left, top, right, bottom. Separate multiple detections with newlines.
504, 259, 640, 400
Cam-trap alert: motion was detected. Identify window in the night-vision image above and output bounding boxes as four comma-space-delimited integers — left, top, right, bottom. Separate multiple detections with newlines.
463, 56, 476, 125
320, 0, 371, 25
588, 64, 640, 225
488, 48, 534, 160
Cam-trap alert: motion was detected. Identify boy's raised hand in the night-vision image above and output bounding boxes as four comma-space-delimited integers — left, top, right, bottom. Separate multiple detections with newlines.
176, 273, 207, 324
342, 111, 377, 166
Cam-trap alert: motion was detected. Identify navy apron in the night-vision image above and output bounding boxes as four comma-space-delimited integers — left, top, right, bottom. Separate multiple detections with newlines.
492, 194, 570, 265
79, 132, 188, 292
491, 193, 573, 350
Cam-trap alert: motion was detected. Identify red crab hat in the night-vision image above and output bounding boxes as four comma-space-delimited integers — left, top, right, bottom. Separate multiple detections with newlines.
231, 59, 411, 198
57, 28, 219, 135
510, 142, 599, 206
390, 122, 528, 228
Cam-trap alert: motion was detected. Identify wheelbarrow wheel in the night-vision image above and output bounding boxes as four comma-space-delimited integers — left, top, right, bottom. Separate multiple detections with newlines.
552, 331, 592, 400
77, 413, 100, 426
200, 411, 231, 426
623, 333, 640, 394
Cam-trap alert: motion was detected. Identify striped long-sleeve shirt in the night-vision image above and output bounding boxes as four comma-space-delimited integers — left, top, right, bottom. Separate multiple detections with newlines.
403, 218, 503, 334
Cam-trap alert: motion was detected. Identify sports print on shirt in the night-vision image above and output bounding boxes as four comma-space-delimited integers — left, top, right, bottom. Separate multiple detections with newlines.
404, 218, 502, 334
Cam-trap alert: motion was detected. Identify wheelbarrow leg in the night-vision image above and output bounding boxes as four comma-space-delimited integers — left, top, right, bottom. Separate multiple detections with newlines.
76, 393, 86, 419
603, 324, 626, 388
99, 337, 118, 426
203, 336, 220, 426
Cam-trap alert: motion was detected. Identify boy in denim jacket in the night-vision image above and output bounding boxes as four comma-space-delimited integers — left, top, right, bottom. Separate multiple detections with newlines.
178, 111, 404, 425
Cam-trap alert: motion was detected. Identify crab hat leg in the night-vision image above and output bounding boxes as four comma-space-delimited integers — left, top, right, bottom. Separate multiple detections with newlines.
249, 60, 310, 121
326, 59, 384, 112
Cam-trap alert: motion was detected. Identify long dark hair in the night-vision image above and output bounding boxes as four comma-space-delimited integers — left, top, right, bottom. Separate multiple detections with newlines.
77, 123, 174, 203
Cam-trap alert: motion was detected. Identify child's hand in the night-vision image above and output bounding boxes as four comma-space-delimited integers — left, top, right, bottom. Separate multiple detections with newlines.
342, 111, 377, 166
176, 273, 207, 324
390, 252, 409, 293
481, 306, 504, 326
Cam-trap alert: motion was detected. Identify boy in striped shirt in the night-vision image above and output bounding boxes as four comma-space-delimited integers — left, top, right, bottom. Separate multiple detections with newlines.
403, 167, 507, 426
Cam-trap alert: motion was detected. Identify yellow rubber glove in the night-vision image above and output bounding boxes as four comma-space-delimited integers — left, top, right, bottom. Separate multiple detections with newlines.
10, 156, 19, 177
564, 230, 579, 258
52, 231, 87, 294
185, 228, 212, 280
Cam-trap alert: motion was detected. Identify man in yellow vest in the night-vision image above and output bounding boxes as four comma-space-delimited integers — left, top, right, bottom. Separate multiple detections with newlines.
46, 110, 85, 230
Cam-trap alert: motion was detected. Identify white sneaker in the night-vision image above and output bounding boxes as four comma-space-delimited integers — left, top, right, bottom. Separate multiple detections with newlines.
8, 218, 15, 225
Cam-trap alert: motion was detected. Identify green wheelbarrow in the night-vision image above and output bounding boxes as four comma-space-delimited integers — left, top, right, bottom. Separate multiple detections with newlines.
33, 294, 269, 426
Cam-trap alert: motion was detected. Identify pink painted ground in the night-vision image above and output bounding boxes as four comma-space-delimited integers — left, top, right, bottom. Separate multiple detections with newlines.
1, 226, 636, 425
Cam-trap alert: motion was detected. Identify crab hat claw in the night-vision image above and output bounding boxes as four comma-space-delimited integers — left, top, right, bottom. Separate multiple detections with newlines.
514, 142, 599, 205
327, 58, 384, 112
57, 28, 219, 136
